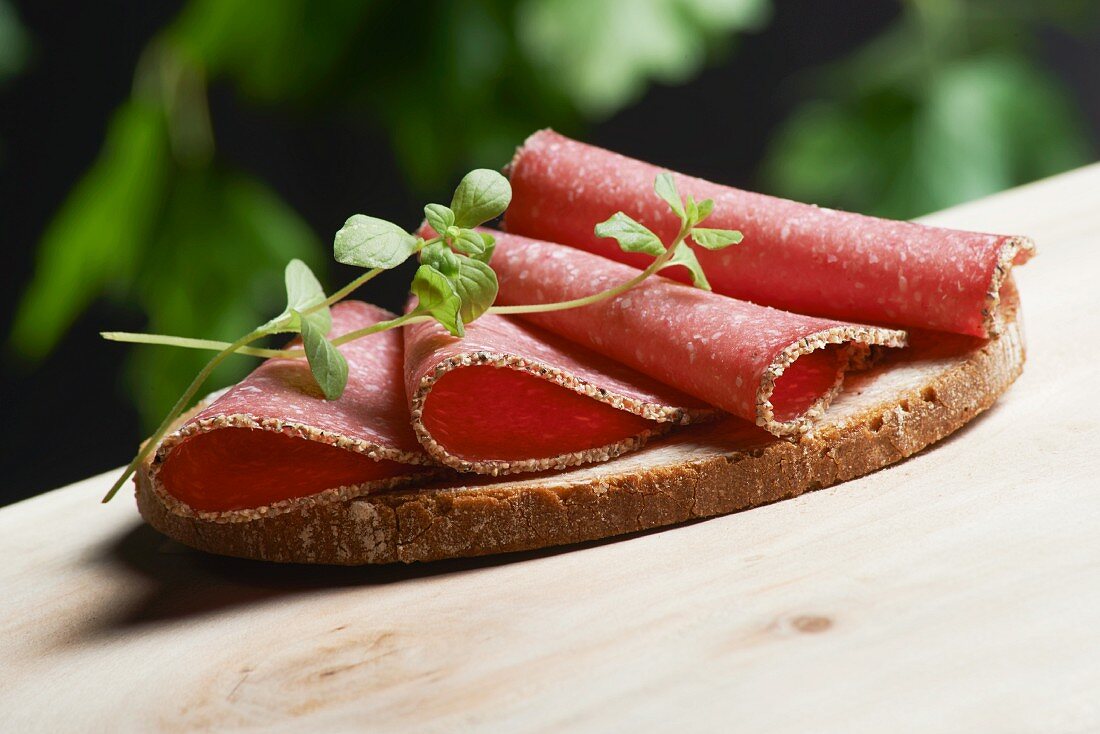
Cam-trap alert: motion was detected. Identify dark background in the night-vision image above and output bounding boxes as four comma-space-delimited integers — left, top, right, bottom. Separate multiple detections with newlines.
2, 1, 1097, 506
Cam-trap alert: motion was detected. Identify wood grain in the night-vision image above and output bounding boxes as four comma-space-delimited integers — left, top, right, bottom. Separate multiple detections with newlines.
3, 164, 1099, 732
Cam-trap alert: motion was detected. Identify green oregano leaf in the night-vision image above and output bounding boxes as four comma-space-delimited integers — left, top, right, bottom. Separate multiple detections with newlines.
302, 310, 334, 336
654, 173, 685, 223
421, 241, 461, 276
449, 256, 498, 324
411, 264, 464, 337
690, 227, 743, 250
450, 169, 512, 228
284, 259, 326, 312
298, 310, 349, 400
277, 259, 331, 334
661, 244, 711, 290
471, 232, 496, 263
694, 198, 715, 225
423, 203, 455, 236
594, 212, 665, 256
451, 228, 489, 256
334, 214, 419, 269
685, 195, 700, 226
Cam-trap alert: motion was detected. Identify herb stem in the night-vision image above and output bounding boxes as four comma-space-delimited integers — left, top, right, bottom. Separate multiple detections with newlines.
329, 312, 430, 347
305, 268, 382, 314
489, 226, 689, 316
101, 331, 297, 359
101, 327, 271, 503
102, 307, 438, 358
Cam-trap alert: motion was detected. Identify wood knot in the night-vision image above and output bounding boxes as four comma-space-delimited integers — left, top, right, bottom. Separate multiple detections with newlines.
790, 614, 833, 634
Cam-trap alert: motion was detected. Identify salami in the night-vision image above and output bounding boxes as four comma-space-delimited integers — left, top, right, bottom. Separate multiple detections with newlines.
403, 309, 711, 475
487, 231, 907, 436
505, 130, 1034, 338
153, 302, 433, 520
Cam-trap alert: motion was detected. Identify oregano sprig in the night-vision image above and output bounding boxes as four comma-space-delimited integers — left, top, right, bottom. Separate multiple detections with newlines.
101, 169, 742, 503
329, 168, 506, 341
492, 173, 742, 315
596, 173, 742, 291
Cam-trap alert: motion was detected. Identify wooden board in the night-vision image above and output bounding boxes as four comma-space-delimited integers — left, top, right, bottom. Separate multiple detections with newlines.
3, 164, 1099, 732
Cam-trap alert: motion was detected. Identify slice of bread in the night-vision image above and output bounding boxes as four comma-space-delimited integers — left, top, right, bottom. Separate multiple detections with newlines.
135, 291, 1025, 565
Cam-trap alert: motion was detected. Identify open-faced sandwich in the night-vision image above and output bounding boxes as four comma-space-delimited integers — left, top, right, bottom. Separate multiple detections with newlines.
105, 131, 1032, 564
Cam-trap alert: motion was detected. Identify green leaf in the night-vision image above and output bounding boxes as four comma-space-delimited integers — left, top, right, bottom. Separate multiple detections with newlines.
450, 257, 498, 324
423, 203, 455, 236
594, 212, 665, 256
694, 198, 715, 224
654, 173, 685, 222
452, 228, 489, 256
471, 232, 496, 263
298, 310, 348, 400
280, 258, 331, 333
334, 214, 419, 269
176, 0, 371, 102
421, 241, 462, 277
759, 14, 1092, 220
411, 264, 464, 337
9, 100, 170, 361
0, 0, 31, 80
690, 227, 743, 250
684, 195, 699, 225
682, 195, 718, 228
661, 244, 711, 290
515, 0, 769, 117
417, 241, 496, 324
449, 169, 512, 227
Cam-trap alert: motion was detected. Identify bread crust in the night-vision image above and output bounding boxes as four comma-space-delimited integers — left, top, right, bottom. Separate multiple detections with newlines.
135, 295, 1025, 565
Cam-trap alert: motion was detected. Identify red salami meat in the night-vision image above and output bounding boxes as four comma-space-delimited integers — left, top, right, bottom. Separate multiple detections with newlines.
505, 130, 1034, 338
403, 309, 711, 475
153, 302, 432, 519
486, 231, 907, 436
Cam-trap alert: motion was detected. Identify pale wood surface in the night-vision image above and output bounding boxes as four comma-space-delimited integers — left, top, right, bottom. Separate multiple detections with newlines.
3, 165, 1098, 733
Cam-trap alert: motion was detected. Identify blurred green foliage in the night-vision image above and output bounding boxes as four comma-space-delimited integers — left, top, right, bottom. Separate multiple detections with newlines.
0, 0, 29, 162
9, 0, 1095, 429
517, 0, 769, 117
760, 0, 1095, 218
9, 45, 322, 425
10, 0, 762, 428
0, 0, 28, 81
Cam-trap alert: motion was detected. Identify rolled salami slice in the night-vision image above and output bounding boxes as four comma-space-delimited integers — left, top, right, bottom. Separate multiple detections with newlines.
505, 129, 1034, 337
403, 309, 712, 475
152, 302, 433, 521
487, 231, 907, 437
